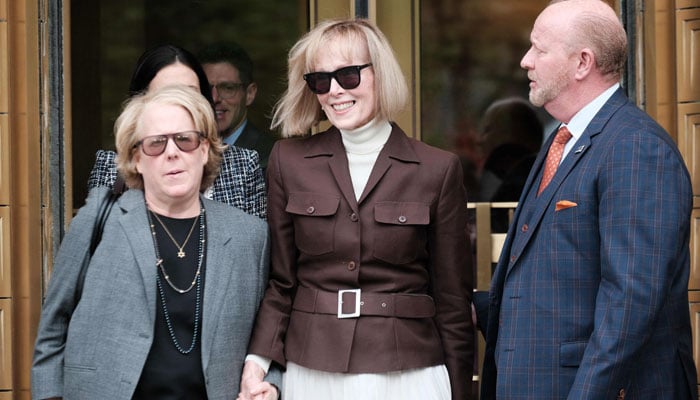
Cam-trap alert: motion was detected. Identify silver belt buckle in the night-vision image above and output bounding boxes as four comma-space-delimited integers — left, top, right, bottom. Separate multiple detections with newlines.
337, 289, 361, 318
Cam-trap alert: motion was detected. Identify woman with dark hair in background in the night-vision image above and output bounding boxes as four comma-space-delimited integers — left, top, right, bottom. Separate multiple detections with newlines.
127, 44, 212, 98
88, 44, 267, 218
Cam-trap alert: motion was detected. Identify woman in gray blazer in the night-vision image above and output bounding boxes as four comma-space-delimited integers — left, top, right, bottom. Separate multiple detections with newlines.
31, 85, 279, 400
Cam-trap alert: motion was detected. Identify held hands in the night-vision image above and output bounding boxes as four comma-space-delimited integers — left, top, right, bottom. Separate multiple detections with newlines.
237, 360, 279, 400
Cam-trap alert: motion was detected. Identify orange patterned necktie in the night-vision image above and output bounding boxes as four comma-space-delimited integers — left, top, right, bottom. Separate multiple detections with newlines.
538, 126, 573, 195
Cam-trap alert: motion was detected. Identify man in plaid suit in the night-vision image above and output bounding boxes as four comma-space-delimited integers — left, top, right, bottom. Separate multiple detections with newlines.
478, 1, 698, 398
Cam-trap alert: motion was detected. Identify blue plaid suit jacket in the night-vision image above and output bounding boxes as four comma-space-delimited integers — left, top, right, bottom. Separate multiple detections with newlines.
481, 89, 697, 399
87, 145, 266, 219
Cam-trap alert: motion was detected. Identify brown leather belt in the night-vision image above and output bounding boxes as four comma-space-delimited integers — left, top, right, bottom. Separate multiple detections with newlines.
293, 285, 435, 319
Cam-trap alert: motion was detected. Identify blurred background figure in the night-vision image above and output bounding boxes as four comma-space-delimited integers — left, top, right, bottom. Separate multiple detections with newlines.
476, 97, 543, 233
198, 42, 277, 170
477, 97, 543, 203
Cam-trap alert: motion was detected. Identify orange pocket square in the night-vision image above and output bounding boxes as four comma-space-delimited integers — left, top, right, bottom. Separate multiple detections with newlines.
555, 200, 577, 211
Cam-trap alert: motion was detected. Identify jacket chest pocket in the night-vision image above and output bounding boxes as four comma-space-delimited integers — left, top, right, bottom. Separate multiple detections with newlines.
373, 202, 430, 264
286, 192, 340, 255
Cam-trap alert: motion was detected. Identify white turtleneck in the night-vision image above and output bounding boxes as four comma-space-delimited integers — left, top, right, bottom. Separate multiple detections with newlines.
340, 119, 392, 200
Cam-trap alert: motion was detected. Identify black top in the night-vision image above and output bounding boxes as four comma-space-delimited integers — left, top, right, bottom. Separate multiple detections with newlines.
133, 213, 207, 400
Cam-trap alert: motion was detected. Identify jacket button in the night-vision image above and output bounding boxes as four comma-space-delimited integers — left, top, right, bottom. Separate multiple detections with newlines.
521, 224, 528, 232
398, 215, 407, 223
306, 206, 315, 214
347, 261, 356, 270
350, 213, 359, 222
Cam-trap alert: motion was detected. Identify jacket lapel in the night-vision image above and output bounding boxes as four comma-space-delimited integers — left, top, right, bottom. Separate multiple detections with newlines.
505, 135, 591, 274
305, 129, 359, 212
199, 200, 236, 372
234, 123, 255, 149
504, 88, 628, 274
358, 124, 419, 204
117, 190, 159, 324
533, 89, 628, 209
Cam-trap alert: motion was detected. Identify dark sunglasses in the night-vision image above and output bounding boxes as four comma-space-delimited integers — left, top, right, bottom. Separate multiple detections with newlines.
134, 131, 205, 156
303, 64, 372, 94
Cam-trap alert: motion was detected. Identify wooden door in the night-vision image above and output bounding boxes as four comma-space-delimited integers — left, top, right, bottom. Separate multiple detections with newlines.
646, 0, 700, 395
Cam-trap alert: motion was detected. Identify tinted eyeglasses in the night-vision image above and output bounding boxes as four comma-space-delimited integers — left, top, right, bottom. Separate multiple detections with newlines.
135, 131, 205, 156
303, 64, 372, 94
211, 82, 247, 99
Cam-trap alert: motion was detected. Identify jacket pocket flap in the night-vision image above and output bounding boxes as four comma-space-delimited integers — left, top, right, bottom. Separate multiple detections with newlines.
374, 202, 430, 225
286, 192, 340, 216
560, 340, 587, 367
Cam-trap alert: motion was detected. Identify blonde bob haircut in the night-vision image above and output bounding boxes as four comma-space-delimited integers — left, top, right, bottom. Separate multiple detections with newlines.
114, 84, 224, 191
271, 18, 409, 137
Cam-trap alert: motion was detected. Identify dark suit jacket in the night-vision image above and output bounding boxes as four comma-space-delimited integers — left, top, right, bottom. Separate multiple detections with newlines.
234, 121, 276, 170
248, 123, 474, 400
481, 89, 698, 399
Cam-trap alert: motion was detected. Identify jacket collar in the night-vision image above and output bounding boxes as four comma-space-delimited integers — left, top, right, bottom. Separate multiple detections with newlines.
302, 123, 419, 207
116, 190, 158, 323
303, 123, 419, 163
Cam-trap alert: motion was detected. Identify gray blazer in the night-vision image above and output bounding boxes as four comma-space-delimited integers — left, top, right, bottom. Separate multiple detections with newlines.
31, 187, 280, 399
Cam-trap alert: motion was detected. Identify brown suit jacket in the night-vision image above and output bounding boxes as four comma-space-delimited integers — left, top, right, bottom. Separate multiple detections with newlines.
249, 123, 474, 399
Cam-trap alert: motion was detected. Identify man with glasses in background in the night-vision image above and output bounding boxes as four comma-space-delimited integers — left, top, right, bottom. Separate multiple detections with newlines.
198, 42, 277, 169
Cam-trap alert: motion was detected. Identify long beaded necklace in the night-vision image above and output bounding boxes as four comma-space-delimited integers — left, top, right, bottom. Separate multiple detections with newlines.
146, 204, 206, 354
151, 210, 199, 258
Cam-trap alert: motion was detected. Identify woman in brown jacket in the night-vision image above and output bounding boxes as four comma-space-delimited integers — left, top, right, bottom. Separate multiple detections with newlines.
238, 18, 474, 400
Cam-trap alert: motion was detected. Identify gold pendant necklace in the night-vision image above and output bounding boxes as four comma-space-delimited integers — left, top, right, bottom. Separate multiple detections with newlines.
150, 210, 199, 258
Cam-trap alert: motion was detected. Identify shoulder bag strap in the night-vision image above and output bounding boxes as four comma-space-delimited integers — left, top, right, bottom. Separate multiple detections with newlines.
77, 174, 127, 302
89, 174, 125, 255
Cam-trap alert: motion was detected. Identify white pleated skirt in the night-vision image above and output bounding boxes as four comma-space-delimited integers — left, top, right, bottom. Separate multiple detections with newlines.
282, 362, 452, 400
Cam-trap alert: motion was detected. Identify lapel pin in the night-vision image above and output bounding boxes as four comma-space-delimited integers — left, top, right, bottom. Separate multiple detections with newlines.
574, 145, 586, 154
